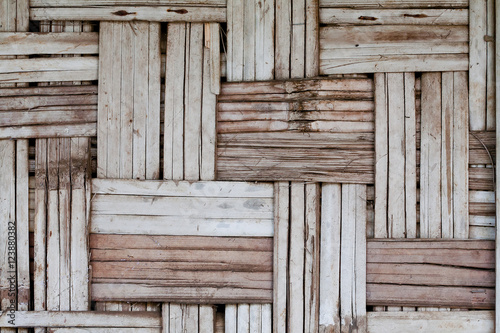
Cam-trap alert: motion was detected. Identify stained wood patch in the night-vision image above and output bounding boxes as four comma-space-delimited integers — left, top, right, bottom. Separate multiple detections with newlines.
366, 240, 495, 309
0, 85, 97, 139
217, 78, 375, 183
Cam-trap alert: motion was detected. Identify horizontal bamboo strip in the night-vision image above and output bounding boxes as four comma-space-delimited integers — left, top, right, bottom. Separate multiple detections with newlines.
0, 57, 98, 82
319, 0, 468, 8
320, 8, 468, 25
30, 6, 226, 22
0, 311, 161, 327
31, 0, 225, 5
367, 311, 493, 333
0, 32, 98, 55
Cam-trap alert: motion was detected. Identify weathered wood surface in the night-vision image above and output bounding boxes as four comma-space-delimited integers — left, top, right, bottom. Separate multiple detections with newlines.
97, 21, 160, 180
91, 179, 274, 237
320, 25, 468, 74
367, 311, 494, 333
217, 78, 375, 183
319, 0, 468, 8
0, 85, 97, 139
366, 240, 495, 309
0, 32, 98, 55
30, 6, 226, 22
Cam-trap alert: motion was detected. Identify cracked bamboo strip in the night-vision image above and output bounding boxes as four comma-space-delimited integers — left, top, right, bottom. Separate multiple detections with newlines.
495, 0, 500, 327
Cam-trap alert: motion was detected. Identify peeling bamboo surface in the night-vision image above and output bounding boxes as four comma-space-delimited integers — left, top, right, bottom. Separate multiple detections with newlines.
217, 78, 375, 183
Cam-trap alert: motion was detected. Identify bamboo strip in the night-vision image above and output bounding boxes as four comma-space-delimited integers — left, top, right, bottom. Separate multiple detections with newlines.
275, 0, 291, 79
495, 0, 500, 327
404, 73, 417, 238
201, 41, 217, 180
0, 32, 98, 55
319, 184, 341, 333
319, 0, 468, 8
291, 0, 305, 78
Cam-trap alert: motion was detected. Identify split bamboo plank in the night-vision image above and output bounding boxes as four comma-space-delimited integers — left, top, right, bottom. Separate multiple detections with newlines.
58, 138, 71, 311
319, 0, 468, 8
164, 23, 186, 180
305, 0, 319, 77
291, 0, 306, 78
208, 23, 220, 94
238, 304, 250, 332
319, 184, 341, 333
0, 57, 98, 83
227, 0, 244, 81
30, 6, 226, 22
0, 311, 161, 327
31, 0, 226, 5
0, 32, 98, 55
275, 0, 291, 79
441, 72, 454, 238
367, 311, 493, 333
225, 305, 237, 333
469, 0, 487, 131
201, 40, 217, 180
486, 0, 495, 130
320, 25, 468, 74
340, 184, 367, 333
404, 73, 417, 238
420, 73, 441, 238
200, 305, 215, 333
0, 140, 15, 330
273, 182, 289, 333
320, 8, 468, 25
98, 22, 160, 180
16, 140, 30, 318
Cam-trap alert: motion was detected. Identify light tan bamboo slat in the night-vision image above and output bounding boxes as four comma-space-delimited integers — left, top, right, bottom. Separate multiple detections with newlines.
469, 0, 487, 131
0, 32, 98, 55
486, 0, 495, 130
319, 0, 468, 8
495, 0, 500, 327
30, 6, 226, 22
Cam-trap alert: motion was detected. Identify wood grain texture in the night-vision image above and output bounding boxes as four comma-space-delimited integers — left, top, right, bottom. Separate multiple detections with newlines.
217, 78, 374, 183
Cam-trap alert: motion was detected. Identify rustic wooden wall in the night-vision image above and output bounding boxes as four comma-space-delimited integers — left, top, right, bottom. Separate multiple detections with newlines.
0, 0, 498, 332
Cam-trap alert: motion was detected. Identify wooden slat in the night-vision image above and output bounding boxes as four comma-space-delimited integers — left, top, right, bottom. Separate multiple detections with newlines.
34, 139, 47, 314
0, 311, 161, 327
0, 32, 98, 55
305, 0, 319, 77
226, 0, 243, 81
319, 184, 341, 333
291, 0, 305, 78
275, 0, 291, 79
404, 73, 417, 238
31, 0, 226, 5
319, 0, 468, 8
367, 311, 494, 333
273, 182, 289, 333
30, 6, 226, 22
320, 8, 468, 25
496, 0, 500, 326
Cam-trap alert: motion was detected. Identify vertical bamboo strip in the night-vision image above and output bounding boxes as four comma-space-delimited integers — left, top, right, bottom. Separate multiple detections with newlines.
441, 72, 454, 239
289, 182, 305, 333
404, 73, 417, 239
420, 73, 442, 238
227, 0, 244, 81
225, 304, 238, 332
470, 0, 488, 131
273, 182, 289, 333
305, 0, 319, 77
209, 23, 221, 94
243, 0, 256, 81
275, 0, 291, 79
238, 304, 251, 332
164, 23, 186, 180
58, 138, 71, 311
291, 0, 306, 78
200, 305, 215, 333
319, 184, 341, 333
495, 0, 500, 326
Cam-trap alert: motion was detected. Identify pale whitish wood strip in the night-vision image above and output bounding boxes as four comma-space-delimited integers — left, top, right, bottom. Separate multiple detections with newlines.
0, 311, 161, 327
0, 123, 96, 139
420, 73, 442, 238
453, 71, 469, 239
227, 0, 243, 81
0, 108, 96, 127
387, 73, 405, 238
219, 120, 373, 133
164, 23, 186, 180
470, 226, 495, 240
201, 44, 216, 180
366, 311, 493, 333
304, 183, 320, 333
319, 0, 468, 8
305, 0, 319, 77
92, 179, 273, 198
0, 57, 98, 82
91, 215, 273, 237
319, 184, 341, 333
209, 23, 220, 94
470, 191, 495, 203
486, 0, 495, 130
374, 73, 388, 238
441, 72, 454, 239
93, 284, 271, 303
291, 0, 305, 78
275, 0, 291, 79
261, 304, 272, 333
340, 184, 366, 333
250, 304, 262, 333
243, 0, 255, 81
162, 303, 169, 332
184, 305, 199, 332
0, 140, 15, 315
30, 6, 226, 21
199, 305, 215, 333
218, 100, 373, 113
31, 0, 226, 6
469, 0, 487, 131
70, 138, 90, 311
169, 304, 183, 332
238, 304, 250, 332
470, 215, 495, 226
321, 43, 468, 58
404, 73, 417, 238
0, 32, 98, 55
16, 140, 30, 314
320, 54, 468, 74
225, 305, 237, 333
92, 193, 273, 218
34, 139, 47, 314
255, 0, 275, 80
273, 182, 289, 333
17, 0, 29, 32
289, 183, 305, 333
320, 8, 468, 25
59, 138, 71, 311
132, 22, 150, 180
